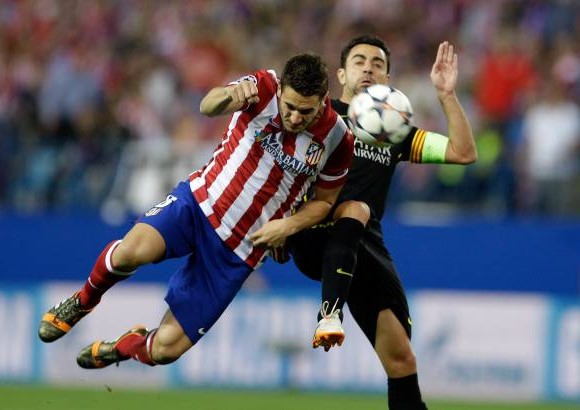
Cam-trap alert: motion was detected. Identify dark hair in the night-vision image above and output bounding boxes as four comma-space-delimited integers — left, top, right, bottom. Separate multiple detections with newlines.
339, 35, 391, 74
280, 53, 328, 99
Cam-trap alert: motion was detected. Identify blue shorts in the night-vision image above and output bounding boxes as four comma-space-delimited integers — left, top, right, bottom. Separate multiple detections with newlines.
137, 181, 253, 344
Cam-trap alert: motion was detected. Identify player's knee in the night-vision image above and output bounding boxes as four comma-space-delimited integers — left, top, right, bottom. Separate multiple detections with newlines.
111, 242, 145, 271
113, 237, 164, 270
333, 201, 370, 225
112, 224, 166, 270
385, 348, 417, 377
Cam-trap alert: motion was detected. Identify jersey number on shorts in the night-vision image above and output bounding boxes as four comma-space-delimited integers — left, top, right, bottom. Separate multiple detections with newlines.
145, 194, 178, 217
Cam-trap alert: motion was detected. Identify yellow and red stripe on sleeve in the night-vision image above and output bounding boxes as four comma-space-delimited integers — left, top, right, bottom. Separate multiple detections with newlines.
410, 129, 427, 163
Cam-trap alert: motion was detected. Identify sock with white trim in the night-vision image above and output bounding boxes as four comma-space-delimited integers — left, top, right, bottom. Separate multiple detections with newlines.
116, 328, 158, 366
79, 240, 134, 308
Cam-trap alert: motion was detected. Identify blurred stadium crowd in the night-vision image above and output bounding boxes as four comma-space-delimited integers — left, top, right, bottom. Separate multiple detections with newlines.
0, 0, 579, 222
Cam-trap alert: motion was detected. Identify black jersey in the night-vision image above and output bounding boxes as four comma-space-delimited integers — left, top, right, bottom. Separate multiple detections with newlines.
331, 99, 421, 241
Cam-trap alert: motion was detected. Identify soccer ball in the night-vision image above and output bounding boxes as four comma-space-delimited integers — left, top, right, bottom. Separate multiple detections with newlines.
347, 84, 413, 146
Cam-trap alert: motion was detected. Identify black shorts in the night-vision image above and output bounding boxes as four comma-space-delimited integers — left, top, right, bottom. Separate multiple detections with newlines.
286, 226, 412, 345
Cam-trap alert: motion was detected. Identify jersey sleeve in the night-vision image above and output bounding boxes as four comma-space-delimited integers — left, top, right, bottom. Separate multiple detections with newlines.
400, 127, 448, 164
315, 128, 354, 189
399, 127, 421, 162
228, 70, 278, 113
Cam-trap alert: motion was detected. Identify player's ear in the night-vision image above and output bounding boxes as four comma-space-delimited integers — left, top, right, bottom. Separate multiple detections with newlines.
277, 84, 282, 98
337, 68, 346, 86
319, 92, 328, 110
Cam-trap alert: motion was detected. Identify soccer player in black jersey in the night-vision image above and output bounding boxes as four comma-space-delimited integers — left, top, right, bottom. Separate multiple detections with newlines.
281, 36, 477, 409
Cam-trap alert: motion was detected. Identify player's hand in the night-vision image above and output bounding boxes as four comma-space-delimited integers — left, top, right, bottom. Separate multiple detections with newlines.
430, 41, 458, 95
270, 246, 290, 264
228, 80, 260, 106
250, 219, 291, 249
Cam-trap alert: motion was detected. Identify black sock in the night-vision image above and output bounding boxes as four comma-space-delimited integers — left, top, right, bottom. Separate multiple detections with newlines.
319, 217, 365, 321
387, 373, 428, 410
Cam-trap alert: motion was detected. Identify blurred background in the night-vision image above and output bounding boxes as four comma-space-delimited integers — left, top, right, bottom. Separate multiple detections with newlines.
1, 0, 579, 407
0, 0, 579, 218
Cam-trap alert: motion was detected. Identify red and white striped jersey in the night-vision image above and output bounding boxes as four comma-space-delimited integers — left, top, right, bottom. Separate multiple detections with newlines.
189, 69, 353, 267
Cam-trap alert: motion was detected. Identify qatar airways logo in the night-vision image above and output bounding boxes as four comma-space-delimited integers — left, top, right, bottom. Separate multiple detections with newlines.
255, 130, 317, 177
354, 138, 393, 165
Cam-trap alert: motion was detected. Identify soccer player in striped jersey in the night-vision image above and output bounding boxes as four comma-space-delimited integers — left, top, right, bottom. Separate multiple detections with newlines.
37, 53, 354, 369
283, 37, 476, 409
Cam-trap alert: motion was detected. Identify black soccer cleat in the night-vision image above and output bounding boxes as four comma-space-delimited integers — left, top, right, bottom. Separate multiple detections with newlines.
76, 326, 149, 369
38, 291, 93, 342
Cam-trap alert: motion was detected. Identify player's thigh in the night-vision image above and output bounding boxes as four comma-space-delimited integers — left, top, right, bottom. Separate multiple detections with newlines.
347, 241, 411, 343
286, 226, 330, 281
136, 181, 206, 261
153, 308, 194, 358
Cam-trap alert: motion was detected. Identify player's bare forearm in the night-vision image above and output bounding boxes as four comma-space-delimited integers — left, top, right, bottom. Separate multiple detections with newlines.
439, 91, 477, 164
200, 81, 259, 117
199, 87, 234, 116
250, 198, 334, 248
430, 41, 477, 165
286, 198, 333, 233
250, 185, 340, 248
292, 183, 343, 228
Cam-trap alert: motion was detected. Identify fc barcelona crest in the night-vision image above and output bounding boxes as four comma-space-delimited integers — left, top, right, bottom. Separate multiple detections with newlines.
305, 141, 324, 166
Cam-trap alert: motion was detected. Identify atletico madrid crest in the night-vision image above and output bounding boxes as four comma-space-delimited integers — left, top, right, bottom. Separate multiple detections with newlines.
305, 141, 324, 166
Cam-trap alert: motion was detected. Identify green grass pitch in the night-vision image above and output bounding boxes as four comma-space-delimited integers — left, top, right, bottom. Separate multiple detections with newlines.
0, 385, 577, 410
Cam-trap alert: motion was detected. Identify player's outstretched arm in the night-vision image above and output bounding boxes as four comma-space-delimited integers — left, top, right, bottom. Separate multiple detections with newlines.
430, 41, 477, 165
200, 80, 260, 117
250, 185, 341, 249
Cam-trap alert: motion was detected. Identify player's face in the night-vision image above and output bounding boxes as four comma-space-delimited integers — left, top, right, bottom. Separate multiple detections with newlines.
338, 44, 389, 102
278, 85, 326, 133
